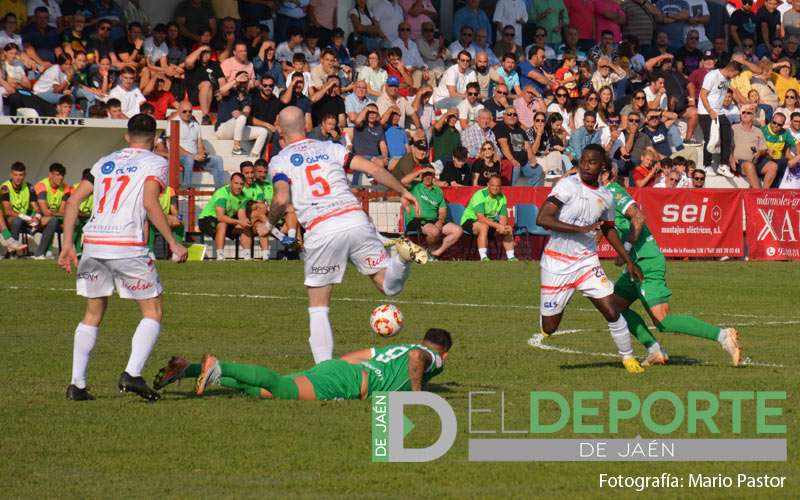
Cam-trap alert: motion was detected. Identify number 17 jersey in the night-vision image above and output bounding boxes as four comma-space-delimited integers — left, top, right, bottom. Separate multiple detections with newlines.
269, 138, 368, 234
83, 147, 168, 259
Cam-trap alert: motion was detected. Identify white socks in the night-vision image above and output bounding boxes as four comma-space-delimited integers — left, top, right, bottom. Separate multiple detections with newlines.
608, 316, 634, 357
383, 250, 410, 296
478, 248, 488, 260
71, 323, 98, 389
506, 250, 515, 259
647, 342, 662, 355
241, 249, 252, 260
288, 229, 297, 239
124, 318, 161, 377
308, 306, 333, 364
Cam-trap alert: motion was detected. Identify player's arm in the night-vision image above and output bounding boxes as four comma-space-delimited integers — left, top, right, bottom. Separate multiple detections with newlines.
351, 155, 420, 216
58, 179, 93, 273
623, 202, 645, 245
408, 349, 432, 391
340, 348, 374, 364
267, 179, 290, 228
601, 221, 642, 282
536, 198, 600, 233
143, 180, 187, 262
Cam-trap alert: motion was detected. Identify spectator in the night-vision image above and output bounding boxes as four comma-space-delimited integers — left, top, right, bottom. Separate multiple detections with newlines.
274, 1, 309, 45
352, 103, 388, 166
221, 41, 255, 84
184, 45, 224, 125
459, 175, 515, 261
449, 26, 479, 61
526, 26, 558, 61
514, 84, 539, 129
372, 0, 404, 43
33, 53, 72, 105
310, 48, 337, 91
288, 52, 312, 95
276, 26, 305, 72
358, 50, 388, 99
493, 0, 528, 46
417, 21, 448, 79
308, 0, 336, 47
458, 82, 484, 130
461, 109, 498, 158
690, 166, 706, 187
518, 46, 552, 99
216, 70, 269, 157
530, 1, 569, 46
345, 79, 371, 126
328, 28, 352, 68
175, 101, 225, 189
114, 22, 145, 70
22, 7, 61, 64
392, 130, 432, 180
493, 25, 524, 62
771, 59, 800, 106
93, 0, 125, 38
393, 22, 431, 89
632, 150, 661, 186
431, 50, 477, 109
698, 57, 742, 176
61, 13, 89, 60
492, 52, 522, 96
2, 43, 55, 116
300, 30, 321, 66
198, 172, 251, 261
731, 104, 777, 188
106, 98, 125, 119
472, 51, 493, 100
349, 0, 386, 53
675, 29, 703, 75
250, 75, 282, 140
142, 74, 177, 120
431, 108, 462, 164
253, 40, 286, 89
760, 111, 798, 187
656, 0, 690, 49
0, 162, 41, 255
541, 112, 574, 174
440, 146, 472, 186
559, 26, 588, 61
107, 67, 146, 118
589, 30, 620, 64
568, 110, 604, 160
548, 85, 576, 131
472, 140, 503, 186
384, 110, 408, 168
473, 30, 500, 66
400, 167, 463, 258
401, 0, 438, 40
27, 0, 62, 29
31, 162, 69, 259
483, 82, 510, 123
564, 0, 597, 50
453, 0, 492, 43
0, 13, 23, 49
756, 0, 782, 55
788, 111, 800, 141
384, 46, 415, 97
280, 71, 313, 131
310, 74, 345, 128
730, 0, 757, 51
175, 0, 217, 45
376, 75, 426, 129
621, 0, 660, 53
640, 109, 681, 158
495, 105, 539, 185
55, 95, 73, 118
591, 56, 625, 94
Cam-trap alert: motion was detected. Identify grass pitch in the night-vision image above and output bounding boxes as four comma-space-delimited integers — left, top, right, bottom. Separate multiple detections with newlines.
0, 260, 797, 498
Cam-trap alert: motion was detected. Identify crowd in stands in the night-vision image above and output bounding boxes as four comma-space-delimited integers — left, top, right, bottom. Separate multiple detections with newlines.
4, 0, 800, 260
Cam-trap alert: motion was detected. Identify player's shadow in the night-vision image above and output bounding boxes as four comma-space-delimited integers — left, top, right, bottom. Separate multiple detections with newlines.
559, 356, 704, 370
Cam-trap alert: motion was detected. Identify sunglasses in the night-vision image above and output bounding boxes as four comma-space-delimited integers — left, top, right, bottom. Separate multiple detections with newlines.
693, 176, 705, 180
648, 115, 661, 120
495, 90, 507, 95
468, 92, 479, 96
556, 93, 568, 97
180, 110, 192, 114
744, 44, 754, 48
458, 58, 471, 63
588, 97, 598, 101
772, 121, 785, 128
481, 146, 494, 151
534, 118, 545, 123
262, 83, 274, 87
505, 112, 517, 117
634, 96, 645, 100
503, 32, 514, 37
629, 118, 640, 123
787, 95, 797, 99
414, 142, 429, 149
609, 119, 620, 124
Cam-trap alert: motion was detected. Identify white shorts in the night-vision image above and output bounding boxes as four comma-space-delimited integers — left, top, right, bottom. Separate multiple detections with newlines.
302, 223, 388, 287
539, 257, 613, 316
76, 255, 163, 300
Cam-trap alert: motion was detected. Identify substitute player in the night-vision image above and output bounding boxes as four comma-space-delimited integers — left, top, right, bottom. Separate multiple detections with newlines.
600, 166, 742, 366
267, 106, 427, 364
152, 328, 452, 400
59, 114, 188, 401
536, 144, 645, 374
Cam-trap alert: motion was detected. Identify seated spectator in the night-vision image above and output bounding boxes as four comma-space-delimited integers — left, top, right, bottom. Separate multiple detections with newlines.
400, 167, 463, 259
400, 0, 438, 40
458, 82, 484, 130
22, 7, 61, 64
94, 0, 125, 38
106, 97, 126, 119
276, 26, 305, 73
690, 167, 706, 188
483, 82, 510, 123
675, 29, 703, 76
431, 108, 462, 164
788, 112, 800, 142
391, 131, 432, 180
547, 85, 576, 131
88, 19, 122, 70
345, 80, 371, 126
759, 111, 796, 188
352, 103, 388, 168
491, 53, 522, 96
87, 101, 108, 117
32, 162, 69, 259
513, 84, 539, 129
287, 52, 312, 95
632, 151, 660, 187
253, 40, 285, 88
328, 28, 352, 67
493, 25, 524, 62
164, 22, 188, 69
142, 73, 178, 120
376, 75, 426, 129
184, 45, 224, 125
349, 0, 386, 54
250, 74, 282, 140
460, 109, 498, 158
221, 41, 255, 84
459, 175, 515, 261
309, 112, 345, 144
358, 50, 388, 99
310, 74, 346, 128
141, 24, 184, 89
113, 22, 145, 70
472, 51, 493, 100
217, 70, 269, 156
174, 0, 216, 45
107, 67, 146, 118
392, 22, 432, 89
0, 162, 41, 257
384, 46, 415, 98
495, 105, 538, 185
639, 109, 680, 158
540, 112, 574, 175
384, 110, 409, 169
473, 30, 499, 66
518, 46, 553, 99
175, 101, 225, 189
33, 53, 72, 105
310, 48, 338, 91
54, 95, 73, 118
771, 59, 800, 106
471, 140, 502, 186
417, 21, 448, 79
372, 0, 405, 44
568, 110, 603, 164
2, 43, 54, 116
198, 172, 252, 261
431, 50, 477, 109
61, 13, 89, 59
525, 26, 557, 62
279, 71, 313, 131
590, 56, 625, 95
301, 30, 321, 66
439, 146, 472, 186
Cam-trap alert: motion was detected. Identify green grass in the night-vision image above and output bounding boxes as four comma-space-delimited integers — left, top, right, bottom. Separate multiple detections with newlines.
1, 260, 797, 498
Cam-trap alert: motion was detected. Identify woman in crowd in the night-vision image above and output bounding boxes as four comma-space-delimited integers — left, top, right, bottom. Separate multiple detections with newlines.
472, 140, 502, 186
166, 22, 187, 68
349, 0, 386, 54
775, 88, 800, 122
544, 112, 574, 174
620, 89, 647, 128
575, 90, 606, 129
770, 59, 800, 106
547, 85, 576, 132
358, 50, 388, 99
748, 88, 770, 126
597, 85, 615, 123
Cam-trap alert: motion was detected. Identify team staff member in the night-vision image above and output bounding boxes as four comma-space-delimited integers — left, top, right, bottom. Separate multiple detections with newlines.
401, 168, 464, 259
33, 162, 71, 259
1, 162, 42, 255
198, 173, 253, 261
459, 175, 515, 261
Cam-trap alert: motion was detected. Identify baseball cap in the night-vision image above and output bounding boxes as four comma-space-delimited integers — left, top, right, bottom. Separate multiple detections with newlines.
702, 51, 714, 60
386, 76, 401, 87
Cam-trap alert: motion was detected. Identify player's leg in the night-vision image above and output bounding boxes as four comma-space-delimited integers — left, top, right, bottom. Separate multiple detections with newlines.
307, 285, 335, 364
33, 215, 59, 258
501, 230, 516, 260
473, 221, 490, 260
538, 267, 572, 336
421, 222, 441, 248
303, 230, 347, 363
431, 222, 463, 258
612, 270, 664, 364
195, 353, 307, 399
0, 212, 26, 251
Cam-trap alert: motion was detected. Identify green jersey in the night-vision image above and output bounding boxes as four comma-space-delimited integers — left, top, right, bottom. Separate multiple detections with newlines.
361, 344, 444, 395
761, 125, 796, 160
199, 185, 248, 220
605, 182, 661, 261
242, 180, 273, 203
460, 188, 508, 224
407, 182, 446, 222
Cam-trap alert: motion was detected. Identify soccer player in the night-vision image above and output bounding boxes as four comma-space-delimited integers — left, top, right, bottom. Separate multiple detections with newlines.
267, 106, 426, 364
1, 162, 41, 255
152, 328, 452, 400
58, 114, 188, 401
536, 144, 645, 374
600, 166, 742, 366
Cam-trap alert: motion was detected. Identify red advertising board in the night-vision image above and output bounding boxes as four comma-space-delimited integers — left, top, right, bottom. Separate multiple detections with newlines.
744, 190, 800, 260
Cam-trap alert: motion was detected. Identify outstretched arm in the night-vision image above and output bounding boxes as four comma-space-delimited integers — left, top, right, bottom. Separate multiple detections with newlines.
351, 155, 420, 216
267, 180, 290, 228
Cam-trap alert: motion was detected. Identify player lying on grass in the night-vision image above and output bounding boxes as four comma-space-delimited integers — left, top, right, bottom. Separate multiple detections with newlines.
536, 144, 646, 374
599, 166, 742, 366
153, 328, 452, 400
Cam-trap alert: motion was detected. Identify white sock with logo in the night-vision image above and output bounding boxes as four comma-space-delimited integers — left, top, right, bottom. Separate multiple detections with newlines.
382, 250, 410, 296
608, 316, 634, 357
308, 306, 333, 363
71, 323, 98, 389
124, 318, 160, 377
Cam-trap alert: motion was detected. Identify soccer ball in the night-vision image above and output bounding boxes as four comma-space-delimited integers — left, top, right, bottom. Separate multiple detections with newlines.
370, 304, 404, 337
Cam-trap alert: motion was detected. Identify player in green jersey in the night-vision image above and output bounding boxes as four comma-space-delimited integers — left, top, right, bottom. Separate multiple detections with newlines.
600, 166, 742, 366
152, 328, 452, 400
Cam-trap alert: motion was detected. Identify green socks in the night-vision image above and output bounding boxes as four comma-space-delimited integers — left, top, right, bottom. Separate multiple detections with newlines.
185, 363, 201, 378
656, 314, 720, 341
219, 361, 299, 400
1, 228, 11, 239
622, 309, 657, 348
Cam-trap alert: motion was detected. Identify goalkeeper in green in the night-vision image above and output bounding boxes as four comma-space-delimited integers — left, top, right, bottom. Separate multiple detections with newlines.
152, 329, 452, 400
600, 166, 742, 366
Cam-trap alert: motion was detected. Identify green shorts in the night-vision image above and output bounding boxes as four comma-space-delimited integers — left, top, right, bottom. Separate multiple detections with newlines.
299, 359, 364, 401
614, 254, 672, 309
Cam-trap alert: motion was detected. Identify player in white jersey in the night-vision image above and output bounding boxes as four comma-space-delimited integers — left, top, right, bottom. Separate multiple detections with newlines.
535, 144, 646, 373
267, 106, 427, 364
58, 114, 188, 401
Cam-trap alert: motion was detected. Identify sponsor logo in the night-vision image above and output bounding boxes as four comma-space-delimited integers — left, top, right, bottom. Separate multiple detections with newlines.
123, 279, 154, 292
662, 197, 712, 223
77, 272, 99, 282
310, 264, 341, 275
365, 252, 387, 268
756, 208, 799, 242
101, 161, 115, 175
543, 301, 558, 309
766, 246, 776, 257
290, 153, 304, 166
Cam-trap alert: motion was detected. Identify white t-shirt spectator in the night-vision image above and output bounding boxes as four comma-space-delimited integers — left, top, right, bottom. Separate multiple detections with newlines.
0, 30, 22, 49
684, 0, 710, 45
372, 0, 405, 42
108, 85, 146, 117
275, 41, 304, 64
300, 44, 321, 65
431, 64, 477, 104
493, 0, 528, 46
27, 0, 61, 28
392, 39, 427, 69
698, 69, 730, 115
176, 117, 201, 155
448, 40, 477, 60
644, 85, 668, 110
457, 99, 484, 130
33, 63, 67, 94
600, 127, 626, 157
143, 37, 168, 65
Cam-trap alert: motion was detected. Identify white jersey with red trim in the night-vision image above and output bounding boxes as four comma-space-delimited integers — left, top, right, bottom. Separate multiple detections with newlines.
269, 138, 368, 233
82, 147, 168, 259
541, 174, 615, 274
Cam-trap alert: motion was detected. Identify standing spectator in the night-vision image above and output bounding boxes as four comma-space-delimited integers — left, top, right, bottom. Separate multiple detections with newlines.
1, 162, 41, 251
656, 0, 690, 49
349, 0, 386, 53
310, 74, 346, 128
32, 162, 70, 259
216, 71, 269, 157
698, 57, 742, 176
461, 109, 498, 158
400, 0, 438, 40
400, 168, 463, 258
174, 0, 217, 45
107, 67, 146, 118
198, 173, 251, 261
33, 53, 72, 105
564, 0, 597, 50
493, 0, 528, 46
453, 0, 492, 43
730, 0, 758, 50
372, 0, 404, 43
731, 104, 777, 188
596, 0, 626, 43
756, 0, 782, 55
431, 109, 462, 164
471, 140, 503, 185
22, 7, 61, 64
459, 175, 515, 261
530, 0, 569, 46
176, 101, 225, 189
621, 0, 661, 52
308, 0, 336, 47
